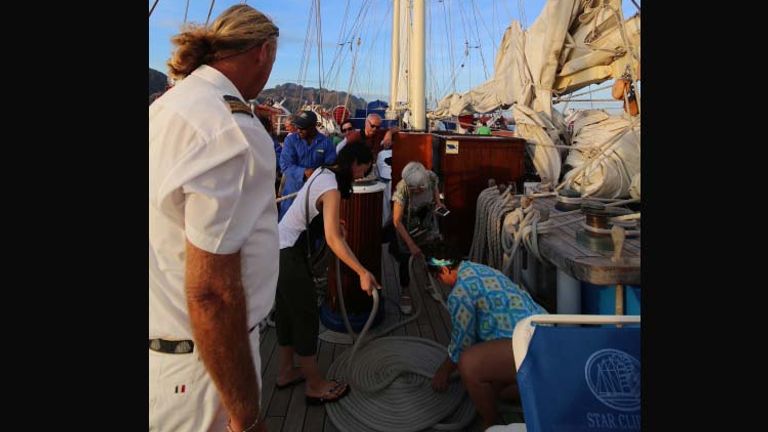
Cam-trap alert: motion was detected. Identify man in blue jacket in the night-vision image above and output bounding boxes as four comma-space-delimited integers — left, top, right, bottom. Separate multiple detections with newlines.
278, 110, 337, 220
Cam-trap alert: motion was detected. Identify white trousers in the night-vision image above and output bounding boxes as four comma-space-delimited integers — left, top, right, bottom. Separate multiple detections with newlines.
149, 330, 262, 431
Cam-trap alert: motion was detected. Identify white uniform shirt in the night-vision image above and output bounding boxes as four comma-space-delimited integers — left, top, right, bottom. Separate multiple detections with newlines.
149, 65, 279, 340
278, 168, 337, 249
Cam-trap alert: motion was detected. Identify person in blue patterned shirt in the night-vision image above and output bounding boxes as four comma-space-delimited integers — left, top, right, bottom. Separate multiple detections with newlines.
425, 241, 547, 430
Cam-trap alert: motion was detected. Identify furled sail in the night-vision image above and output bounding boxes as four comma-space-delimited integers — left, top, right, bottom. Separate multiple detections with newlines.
430, 0, 640, 194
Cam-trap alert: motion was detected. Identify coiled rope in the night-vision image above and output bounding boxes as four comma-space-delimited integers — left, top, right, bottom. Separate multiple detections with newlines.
468, 185, 502, 263
325, 255, 475, 431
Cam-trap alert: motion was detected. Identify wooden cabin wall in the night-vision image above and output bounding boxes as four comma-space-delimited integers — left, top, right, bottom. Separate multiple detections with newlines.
391, 132, 527, 255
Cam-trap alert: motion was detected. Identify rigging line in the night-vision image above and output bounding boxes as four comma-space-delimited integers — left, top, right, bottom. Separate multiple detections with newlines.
471, 0, 498, 54
553, 98, 620, 103
327, 40, 352, 96
517, 0, 527, 30
434, 1, 447, 99
297, 0, 317, 111
323, 0, 352, 86
334, 0, 375, 95
428, 0, 440, 109
630, 0, 641, 12
361, 1, 388, 107
148, 0, 159, 19
501, 0, 514, 27
315, 0, 324, 92
183, 0, 190, 24
205, 0, 216, 26
343, 38, 362, 112
456, 0, 471, 51
470, 0, 490, 80
493, 0, 503, 57
331, 0, 375, 91
455, 0, 477, 88
336, 0, 352, 44
345, 0, 374, 42
556, 83, 613, 100
435, 55, 468, 100
443, 0, 456, 94
362, 1, 379, 106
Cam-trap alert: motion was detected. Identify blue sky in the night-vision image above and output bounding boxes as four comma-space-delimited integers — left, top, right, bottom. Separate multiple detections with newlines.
149, 0, 640, 111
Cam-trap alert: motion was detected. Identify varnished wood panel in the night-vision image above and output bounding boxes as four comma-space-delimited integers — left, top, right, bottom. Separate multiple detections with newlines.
327, 190, 383, 314
392, 132, 527, 255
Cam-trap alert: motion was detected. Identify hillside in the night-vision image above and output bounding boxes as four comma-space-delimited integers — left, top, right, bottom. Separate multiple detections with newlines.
149, 69, 368, 114
149, 68, 168, 95
257, 83, 367, 113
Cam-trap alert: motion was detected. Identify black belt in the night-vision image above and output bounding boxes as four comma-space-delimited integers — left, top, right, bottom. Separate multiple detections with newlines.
149, 325, 258, 354
148, 339, 194, 354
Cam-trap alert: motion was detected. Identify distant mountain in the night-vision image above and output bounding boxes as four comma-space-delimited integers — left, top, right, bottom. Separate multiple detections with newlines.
257, 83, 367, 114
149, 68, 168, 95
148, 71, 367, 114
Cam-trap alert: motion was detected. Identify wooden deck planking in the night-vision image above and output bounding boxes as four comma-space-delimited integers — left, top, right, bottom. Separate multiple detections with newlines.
263, 416, 285, 432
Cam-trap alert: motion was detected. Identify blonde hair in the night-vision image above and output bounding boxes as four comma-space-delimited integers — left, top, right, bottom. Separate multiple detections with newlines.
167, 4, 278, 80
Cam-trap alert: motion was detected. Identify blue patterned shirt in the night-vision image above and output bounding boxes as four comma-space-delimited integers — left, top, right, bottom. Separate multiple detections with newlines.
447, 261, 547, 363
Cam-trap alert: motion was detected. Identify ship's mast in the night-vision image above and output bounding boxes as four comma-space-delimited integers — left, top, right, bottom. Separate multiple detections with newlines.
409, 0, 426, 130
387, 0, 401, 121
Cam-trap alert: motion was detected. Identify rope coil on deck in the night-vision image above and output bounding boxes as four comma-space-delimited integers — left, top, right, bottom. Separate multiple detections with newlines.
325, 255, 475, 431
325, 336, 476, 432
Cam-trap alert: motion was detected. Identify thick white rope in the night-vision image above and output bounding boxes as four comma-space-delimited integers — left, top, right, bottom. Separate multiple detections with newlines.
469, 185, 501, 263
326, 255, 474, 431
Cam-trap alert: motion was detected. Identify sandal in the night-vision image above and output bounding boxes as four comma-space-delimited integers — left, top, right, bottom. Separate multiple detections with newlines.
305, 380, 351, 405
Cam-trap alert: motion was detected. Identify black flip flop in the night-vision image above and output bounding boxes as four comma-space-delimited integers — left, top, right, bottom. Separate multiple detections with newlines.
305, 381, 351, 405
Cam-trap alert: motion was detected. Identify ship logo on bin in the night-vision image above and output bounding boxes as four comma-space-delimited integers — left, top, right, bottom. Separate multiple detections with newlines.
585, 349, 641, 412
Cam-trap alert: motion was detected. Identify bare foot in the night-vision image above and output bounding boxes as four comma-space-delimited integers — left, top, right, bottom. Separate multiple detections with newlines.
276, 368, 304, 387
305, 379, 349, 400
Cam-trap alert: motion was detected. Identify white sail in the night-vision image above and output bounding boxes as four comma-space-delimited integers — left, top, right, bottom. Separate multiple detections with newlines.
431, 0, 639, 117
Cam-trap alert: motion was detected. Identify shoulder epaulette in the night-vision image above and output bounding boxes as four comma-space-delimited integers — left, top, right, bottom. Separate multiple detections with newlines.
223, 95, 253, 117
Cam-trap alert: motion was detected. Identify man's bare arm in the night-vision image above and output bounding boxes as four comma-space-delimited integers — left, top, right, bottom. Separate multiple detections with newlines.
185, 240, 262, 431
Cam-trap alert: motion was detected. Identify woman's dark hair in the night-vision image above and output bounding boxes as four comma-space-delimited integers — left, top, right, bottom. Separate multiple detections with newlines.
330, 141, 373, 199
422, 240, 463, 274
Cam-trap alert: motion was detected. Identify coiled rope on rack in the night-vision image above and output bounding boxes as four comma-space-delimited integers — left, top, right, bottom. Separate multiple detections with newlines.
486, 188, 518, 269
503, 197, 641, 269
501, 197, 538, 276
325, 255, 475, 432
468, 185, 500, 263
468, 183, 518, 269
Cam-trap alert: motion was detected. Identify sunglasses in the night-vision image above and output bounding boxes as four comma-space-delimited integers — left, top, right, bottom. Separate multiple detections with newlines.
368, 123, 382, 129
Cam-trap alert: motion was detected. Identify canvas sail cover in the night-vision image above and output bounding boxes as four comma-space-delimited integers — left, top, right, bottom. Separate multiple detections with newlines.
561, 109, 640, 198
431, 20, 527, 117
512, 104, 565, 189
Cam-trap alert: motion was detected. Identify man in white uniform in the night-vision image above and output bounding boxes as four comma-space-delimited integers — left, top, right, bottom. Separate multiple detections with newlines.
149, 5, 279, 432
